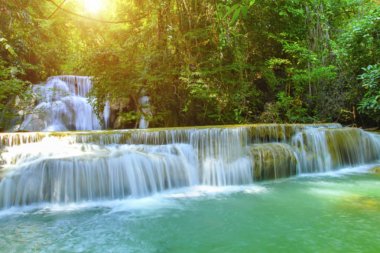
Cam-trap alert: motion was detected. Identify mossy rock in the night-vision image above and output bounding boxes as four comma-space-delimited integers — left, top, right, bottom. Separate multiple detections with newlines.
325, 128, 380, 167
325, 128, 362, 166
249, 143, 298, 181
247, 123, 341, 143
1, 123, 342, 148
371, 166, 380, 174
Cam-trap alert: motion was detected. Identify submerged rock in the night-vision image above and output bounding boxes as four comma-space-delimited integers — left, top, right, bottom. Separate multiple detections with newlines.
338, 194, 380, 212
371, 166, 380, 174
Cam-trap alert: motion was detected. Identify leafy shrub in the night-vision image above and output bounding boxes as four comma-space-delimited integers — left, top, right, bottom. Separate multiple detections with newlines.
358, 64, 380, 123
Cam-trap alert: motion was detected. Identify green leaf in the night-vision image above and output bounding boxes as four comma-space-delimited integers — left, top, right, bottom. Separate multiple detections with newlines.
4, 44, 17, 57
231, 8, 241, 25
241, 6, 248, 18
224, 4, 239, 19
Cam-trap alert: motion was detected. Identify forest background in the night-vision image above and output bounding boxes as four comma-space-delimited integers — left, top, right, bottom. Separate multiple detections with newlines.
1, 0, 379, 130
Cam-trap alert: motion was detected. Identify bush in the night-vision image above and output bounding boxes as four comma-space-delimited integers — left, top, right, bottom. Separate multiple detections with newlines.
358, 64, 380, 123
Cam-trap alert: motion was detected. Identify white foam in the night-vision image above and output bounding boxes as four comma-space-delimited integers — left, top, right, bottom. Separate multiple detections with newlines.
298, 163, 380, 178
0, 184, 267, 218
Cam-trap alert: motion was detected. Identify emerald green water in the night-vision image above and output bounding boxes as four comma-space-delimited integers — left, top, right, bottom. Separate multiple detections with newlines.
1, 167, 380, 253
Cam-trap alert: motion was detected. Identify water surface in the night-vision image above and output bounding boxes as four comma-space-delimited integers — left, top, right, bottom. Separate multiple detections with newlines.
1, 167, 379, 253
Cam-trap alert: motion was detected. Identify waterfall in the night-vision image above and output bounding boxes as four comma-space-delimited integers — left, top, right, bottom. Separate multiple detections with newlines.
138, 96, 150, 129
0, 124, 379, 208
20, 76, 109, 131
103, 101, 111, 129
292, 128, 380, 172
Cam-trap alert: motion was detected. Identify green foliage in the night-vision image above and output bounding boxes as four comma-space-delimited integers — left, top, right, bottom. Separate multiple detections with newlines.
276, 92, 313, 123
332, 2, 380, 125
218, 0, 255, 26
0, 0, 76, 130
0, 38, 17, 57
358, 64, 380, 122
1, 0, 380, 129
259, 103, 281, 123
336, 5, 380, 74
259, 92, 314, 123
0, 60, 30, 130
55, 0, 380, 127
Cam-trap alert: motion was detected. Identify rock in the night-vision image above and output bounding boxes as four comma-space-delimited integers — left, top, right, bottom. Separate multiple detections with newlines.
113, 116, 125, 129
20, 116, 46, 131
325, 128, 380, 167
249, 143, 298, 181
371, 166, 380, 174
339, 195, 380, 211
110, 97, 130, 112
247, 124, 340, 143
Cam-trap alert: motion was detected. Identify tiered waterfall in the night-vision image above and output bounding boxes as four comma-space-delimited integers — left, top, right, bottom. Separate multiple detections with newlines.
0, 124, 379, 209
20, 76, 109, 131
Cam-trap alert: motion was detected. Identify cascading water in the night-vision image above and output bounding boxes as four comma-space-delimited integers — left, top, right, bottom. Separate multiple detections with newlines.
20, 76, 110, 131
0, 124, 379, 209
138, 96, 150, 129
292, 128, 380, 172
103, 101, 111, 129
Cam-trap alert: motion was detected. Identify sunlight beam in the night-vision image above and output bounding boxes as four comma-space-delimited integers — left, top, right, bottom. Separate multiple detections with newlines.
83, 0, 104, 14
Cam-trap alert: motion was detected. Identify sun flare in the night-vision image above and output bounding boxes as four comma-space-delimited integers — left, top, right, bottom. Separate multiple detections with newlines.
83, 0, 104, 14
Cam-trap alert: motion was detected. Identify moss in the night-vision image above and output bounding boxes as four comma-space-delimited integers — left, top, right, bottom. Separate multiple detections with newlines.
325, 128, 371, 167
339, 195, 380, 212
0, 123, 342, 148
247, 123, 341, 143
118, 132, 133, 144
371, 166, 380, 174
249, 143, 298, 181
48, 132, 70, 138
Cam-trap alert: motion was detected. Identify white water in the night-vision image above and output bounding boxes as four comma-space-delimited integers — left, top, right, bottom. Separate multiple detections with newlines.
138, 96, 150, 129
292, 128, 380, 172
103, 101, 111, 129
20, 76, 110, 131
0, 124, 379, 209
